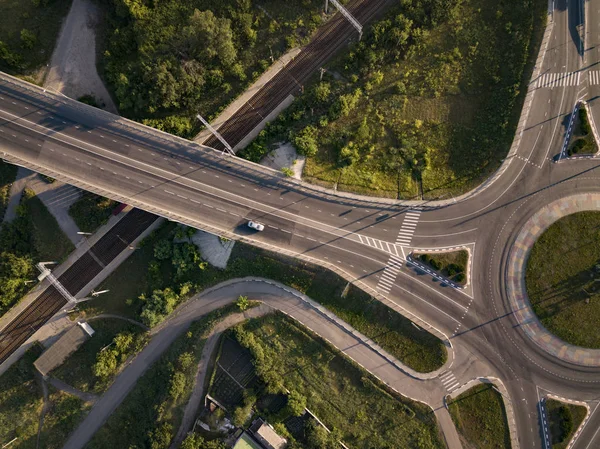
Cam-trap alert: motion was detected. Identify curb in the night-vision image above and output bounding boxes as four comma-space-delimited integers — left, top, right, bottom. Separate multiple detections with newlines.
541, 395, 591, 449
446, 376, 520, 449
506, 193, 600, 366
407, 245, 472, 290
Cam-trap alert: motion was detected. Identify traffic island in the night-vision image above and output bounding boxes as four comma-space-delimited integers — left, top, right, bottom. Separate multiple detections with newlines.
526, 211, 600, 348
447, 381, 512, 449
542, 396, 589, 449
408, 247, 472, 290
506, 194, 600, 366
562, 101, 599, 159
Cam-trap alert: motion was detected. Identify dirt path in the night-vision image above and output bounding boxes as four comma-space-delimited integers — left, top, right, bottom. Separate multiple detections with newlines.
62, 277, 462, 449
47, 376, 99, 404
44, 0, 117, 113
169, 304, 272, 449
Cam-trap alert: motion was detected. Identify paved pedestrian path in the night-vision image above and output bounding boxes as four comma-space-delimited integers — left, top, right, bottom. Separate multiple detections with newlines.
507, 193, 600, 366
62, 278, 463, 449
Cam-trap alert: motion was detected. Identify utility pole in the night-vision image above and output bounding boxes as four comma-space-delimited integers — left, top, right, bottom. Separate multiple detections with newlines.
327, 0, 363, 40
196, 114, 236, 156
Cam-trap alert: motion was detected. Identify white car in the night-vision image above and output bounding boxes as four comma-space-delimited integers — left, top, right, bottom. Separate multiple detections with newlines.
247, 220, 265, 231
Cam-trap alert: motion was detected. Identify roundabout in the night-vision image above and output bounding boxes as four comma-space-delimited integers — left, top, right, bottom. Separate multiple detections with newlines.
507, 194, 600, 366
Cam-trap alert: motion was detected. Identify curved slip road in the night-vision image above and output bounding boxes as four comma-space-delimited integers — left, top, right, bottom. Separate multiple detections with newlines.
62, 278, 465, 449
2, 0, 600, 447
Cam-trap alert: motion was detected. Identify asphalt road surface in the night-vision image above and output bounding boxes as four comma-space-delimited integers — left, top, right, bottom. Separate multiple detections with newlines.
2, 1, 600, 448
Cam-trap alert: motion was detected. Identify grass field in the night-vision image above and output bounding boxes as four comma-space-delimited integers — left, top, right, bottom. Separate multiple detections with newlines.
233, 313, 445, 449
546, 399, 587, 449
525, 211, 600, 348
0, 345, 89, 449
37, 387, 90, 449
79, 223, 447, 373
0, 161, 18, 220
243, 0, 547, 199
86, 304, 240, 449
414, 250, 468, 284
51, 318, 147, 394
448, 383, 511, 449
0, 0, 73, 79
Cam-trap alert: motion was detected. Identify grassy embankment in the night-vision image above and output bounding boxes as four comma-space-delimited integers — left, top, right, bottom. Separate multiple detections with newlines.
51, 318, 147, 394
0, 346, 90, 449
78, 222, 447, 373
96, 0, 326, 137
545, 398, 587, 449
227, 313, 445, 449
448, 383, 511, 449
1, 187, 74, 318
0, 160, 18, 220
526, 211, 600, 348
242, 0, 548, 199
85, 304, 242, 449
0, 0, 73, 81
414, 249, 468, 284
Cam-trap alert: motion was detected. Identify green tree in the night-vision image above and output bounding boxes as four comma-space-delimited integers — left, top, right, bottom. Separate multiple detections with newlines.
182, 10, 237, 67
149, 422, 172, 449
178, 352, 194, 370
20, 29, 36, 49
93, 349, 118, 379
292, 125, 319, 157
154, 239, 172, 260
313, 82, 331, 103
306, 421, 338, 449
169, 371, 187, 400
286, 390, 307, 416
114, 332, 133, 356
0, 252, 33, 313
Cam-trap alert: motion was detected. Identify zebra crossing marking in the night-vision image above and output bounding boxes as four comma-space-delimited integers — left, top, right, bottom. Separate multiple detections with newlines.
376, 255, 404, 294
534, 71, 580, 88
376, 210, 422, 294
589, 70, 600, 85
439, 371, 460, 393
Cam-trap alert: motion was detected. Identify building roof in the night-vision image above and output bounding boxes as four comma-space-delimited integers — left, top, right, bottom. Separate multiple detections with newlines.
250, 419, 287, 449
34, 323, 92, 376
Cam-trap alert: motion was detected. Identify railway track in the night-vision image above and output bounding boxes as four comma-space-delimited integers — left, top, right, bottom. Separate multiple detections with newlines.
204, 0, 392, 151
0, 209, 157, 365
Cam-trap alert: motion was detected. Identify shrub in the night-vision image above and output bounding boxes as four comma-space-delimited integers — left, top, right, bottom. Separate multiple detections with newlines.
20, 29, 36, 49
579, 107, 591, 135
420, 254, 430, 263
292, 125, 319, 157
281, 167, 294, 177
446, 264, 461, 276
454, 273, 466, 283
169, 371, 186, 400
557, 406, 573, 442
236, 295, 249, 311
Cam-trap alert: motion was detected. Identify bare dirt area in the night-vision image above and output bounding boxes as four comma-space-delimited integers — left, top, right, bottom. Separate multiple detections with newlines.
44, 0, 117, 114
260, 142, 305, 179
